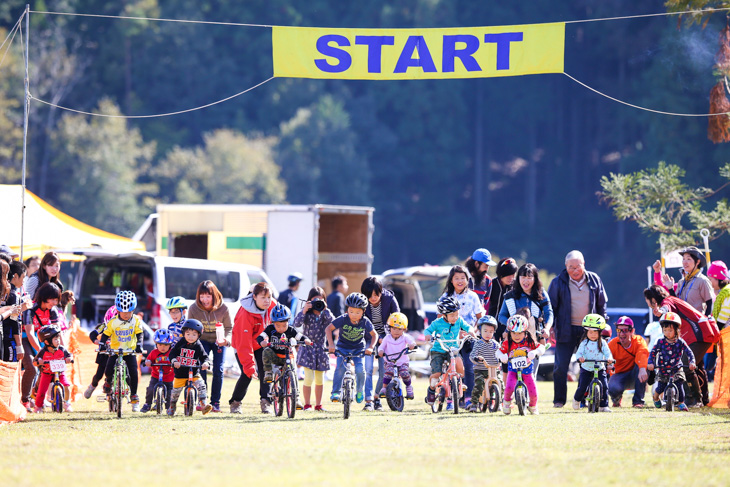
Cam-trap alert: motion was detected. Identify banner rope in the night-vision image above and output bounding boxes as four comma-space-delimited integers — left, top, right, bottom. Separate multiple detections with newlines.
563, 72, 730, 117
0, 14, 23, 70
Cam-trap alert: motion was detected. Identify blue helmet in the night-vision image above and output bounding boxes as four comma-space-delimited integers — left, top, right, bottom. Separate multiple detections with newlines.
153, 329, 172, 344
271, 303, 292, 322
115, 290, 137, 312
471, 248, 496, 266
477, 315, 498, 330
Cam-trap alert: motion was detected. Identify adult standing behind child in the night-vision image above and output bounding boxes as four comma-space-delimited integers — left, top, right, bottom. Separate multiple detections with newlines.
361, 276, 400, 411
229, 282, 277, 414
295, 286, 335, 411
652, 247, 714, 315
278, 273, 303, 317
488, 258, 519, 336
466, 248, 496, 313
187, 280, 232, 413
327, 275, 348, 318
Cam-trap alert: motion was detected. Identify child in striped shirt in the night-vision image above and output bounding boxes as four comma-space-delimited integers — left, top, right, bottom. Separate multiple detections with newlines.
468, 315, 501, 412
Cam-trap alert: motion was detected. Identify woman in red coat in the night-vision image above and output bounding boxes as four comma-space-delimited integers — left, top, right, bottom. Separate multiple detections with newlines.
644, 284, 720, 406
229, 282, 277, 414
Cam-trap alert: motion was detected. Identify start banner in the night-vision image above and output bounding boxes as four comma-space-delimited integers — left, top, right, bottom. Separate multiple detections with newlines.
272, 23, 565, 80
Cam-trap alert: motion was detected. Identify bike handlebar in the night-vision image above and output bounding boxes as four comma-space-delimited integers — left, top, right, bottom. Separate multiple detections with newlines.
95, 348, 138, 355
334, 350, 365, 359
382, 348, 416, 363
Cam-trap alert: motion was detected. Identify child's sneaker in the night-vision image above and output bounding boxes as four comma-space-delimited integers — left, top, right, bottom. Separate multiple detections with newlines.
363, 401, 374, 411
296, 398, 304, 410
167, 405, 176, 416
33, 405, 44, 413
22, 401, 32, 412
83, 384, 96, 399
264, 371, 273, 383
446, 400, 453, 411
677, 403, 689, 412
302, 404, 313, 411
502, 402, 511, 415
654, 400, 663, 408
64, 401, 73, 412
330, 392, 341, 403
467, 403, 479, 413
425, 388, 435, 405
405, 385, 414, 399
102, 382, 111, 394
202, 403, 213, 415
373, 398, 383, 411
356, 392, 364, 403
314, 404, 326, 412
130, 394, 140, 412
140, 403, 151, 413
599, 407, 612, 413
229, 400, 242, 414
572, 399, 581, 410
528, 406, 539, 415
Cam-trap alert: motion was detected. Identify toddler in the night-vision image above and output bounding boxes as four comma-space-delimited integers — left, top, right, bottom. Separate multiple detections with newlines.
378, 312, 416, 400
469, 315, 501, 412
169, 319, 213, 415
165, 296, 188, 344
257, 304, 311, 382
32, 325, 73, 412
573, 314, 614, 412
648, 312, 696, 412
140, 329, 175, 413
497, 315, 545, 415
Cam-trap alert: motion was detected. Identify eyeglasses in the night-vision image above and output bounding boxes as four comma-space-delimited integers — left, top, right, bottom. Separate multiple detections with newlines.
617, 328, 632, 334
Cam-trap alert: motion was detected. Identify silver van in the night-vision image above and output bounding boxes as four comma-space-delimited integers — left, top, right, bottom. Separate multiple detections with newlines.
61, 249, 277, 330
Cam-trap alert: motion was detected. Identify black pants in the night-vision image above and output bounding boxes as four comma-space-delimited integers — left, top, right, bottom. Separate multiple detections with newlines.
684, 341, 712, 405
553, 327, 584, 405
229, 348, 267, 404
2, 338, 16, 362
104, 354, 139, 396
574, 368, 609, 407
91, 360, 107, 387
144, 376, 173, 408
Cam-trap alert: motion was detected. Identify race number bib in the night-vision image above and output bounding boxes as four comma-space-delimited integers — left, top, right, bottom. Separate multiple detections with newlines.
510, 356, 529, 370
49, 360, 66, 373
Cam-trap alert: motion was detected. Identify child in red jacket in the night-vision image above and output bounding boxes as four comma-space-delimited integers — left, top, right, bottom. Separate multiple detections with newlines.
32, 325, 72, 413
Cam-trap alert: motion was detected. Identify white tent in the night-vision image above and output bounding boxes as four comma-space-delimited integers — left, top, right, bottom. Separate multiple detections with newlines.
1, 184, 145, 256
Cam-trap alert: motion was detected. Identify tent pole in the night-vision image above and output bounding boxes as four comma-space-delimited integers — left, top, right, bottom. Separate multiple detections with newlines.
20, 4, 29, 262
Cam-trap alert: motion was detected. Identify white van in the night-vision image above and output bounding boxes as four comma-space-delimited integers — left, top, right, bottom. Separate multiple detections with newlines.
61, 249, 277, 330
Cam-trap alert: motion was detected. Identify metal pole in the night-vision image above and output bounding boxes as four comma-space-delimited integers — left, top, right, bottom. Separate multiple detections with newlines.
20, 4, 30, 262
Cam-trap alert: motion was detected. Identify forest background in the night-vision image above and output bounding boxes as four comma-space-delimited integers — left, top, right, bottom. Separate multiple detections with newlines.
1, 0, 729, 307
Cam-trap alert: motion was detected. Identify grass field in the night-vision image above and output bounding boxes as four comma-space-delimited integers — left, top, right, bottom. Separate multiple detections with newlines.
2, 377, 729, 487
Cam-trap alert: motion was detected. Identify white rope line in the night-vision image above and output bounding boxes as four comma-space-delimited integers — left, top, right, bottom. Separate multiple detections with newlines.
30, 10, 273, 28
0, 13, 23, 53
30, 7, 730, 28
563, 7, 730, 24
564, 72, 728, 117
0, 18, 21, 70
30, 76, 275, 118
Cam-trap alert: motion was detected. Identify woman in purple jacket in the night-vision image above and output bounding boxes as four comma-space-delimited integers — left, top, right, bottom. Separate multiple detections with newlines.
361, 276, 400, 411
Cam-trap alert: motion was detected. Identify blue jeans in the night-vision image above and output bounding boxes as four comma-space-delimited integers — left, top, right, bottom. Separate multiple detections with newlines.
553, 327, 584, 405
608, 365, 646, 405
200, 340, 225, 406
331, 351, 365, 397
460, 348, 474, 400
365, 354, 385, 401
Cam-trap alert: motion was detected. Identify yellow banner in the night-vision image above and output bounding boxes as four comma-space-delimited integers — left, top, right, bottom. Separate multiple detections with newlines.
272, 23, 565, 80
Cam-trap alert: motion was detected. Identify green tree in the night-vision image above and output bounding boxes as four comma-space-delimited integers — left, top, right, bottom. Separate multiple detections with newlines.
51, 98, 156, 235
154, 128, 286, 205
599, 161, 730, 250
276, 95, 370, 205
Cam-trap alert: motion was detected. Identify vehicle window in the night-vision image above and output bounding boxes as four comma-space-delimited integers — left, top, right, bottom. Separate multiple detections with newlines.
164, 267, 241, 302
420, 277, 448, 302
80, 261, 152, 298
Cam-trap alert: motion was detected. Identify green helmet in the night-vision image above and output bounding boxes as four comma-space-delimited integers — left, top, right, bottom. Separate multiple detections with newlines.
165, 296, 188, 310
582, 313, 607, 330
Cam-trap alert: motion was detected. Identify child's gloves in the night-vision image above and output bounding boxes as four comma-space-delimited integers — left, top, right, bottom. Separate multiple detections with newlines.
135, 344, 143, 354
527, 350, 537, 361
496, 350, 508, 364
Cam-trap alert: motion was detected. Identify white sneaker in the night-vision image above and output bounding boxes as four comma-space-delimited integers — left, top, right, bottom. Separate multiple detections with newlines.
572, 399, 581, 410
528, 406, 539, 415
64, 401, 73, 412
502, 402, 511, 415
599, 407, 612, 413
131, 402, 140, 412
83, 384, 96, 399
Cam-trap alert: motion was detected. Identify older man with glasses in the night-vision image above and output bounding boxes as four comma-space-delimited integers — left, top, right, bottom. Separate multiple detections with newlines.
607, 316, 649, 408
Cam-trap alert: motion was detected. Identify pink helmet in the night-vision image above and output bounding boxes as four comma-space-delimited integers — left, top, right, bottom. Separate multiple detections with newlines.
616, 316, 634, 329
103, 305, 118, 324
708, 261, 729, 281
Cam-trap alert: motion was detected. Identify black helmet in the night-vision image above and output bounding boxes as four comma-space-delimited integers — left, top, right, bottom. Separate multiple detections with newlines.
38, 325, 61, 345
181, 319, 203, 336
679, 246, 707, 269
345, 292, 368, 310
437, 296, 460, 314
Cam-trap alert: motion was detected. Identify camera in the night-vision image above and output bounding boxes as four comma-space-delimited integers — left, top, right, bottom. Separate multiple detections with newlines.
310, 299, 326, 312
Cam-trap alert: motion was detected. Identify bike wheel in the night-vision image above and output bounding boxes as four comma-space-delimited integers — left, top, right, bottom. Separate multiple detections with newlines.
285, 370, 297, 419
115, 364, 123, 418
515, 385, 526, 416
52, 384, 64, 413
431, 386, 445, 413
154, 385, 165, 415
386, 380, 404, 412
451, 377, 460, 415
342, 379, 352, 419
665, 385, 675, 412
589, 383, 601, 413
488, 383, 502, 413
184, 387, 195, 416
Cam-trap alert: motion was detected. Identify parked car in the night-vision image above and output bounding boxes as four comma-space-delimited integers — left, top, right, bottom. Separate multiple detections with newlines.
59, 249, 277, 331
380, 265, 451, 331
